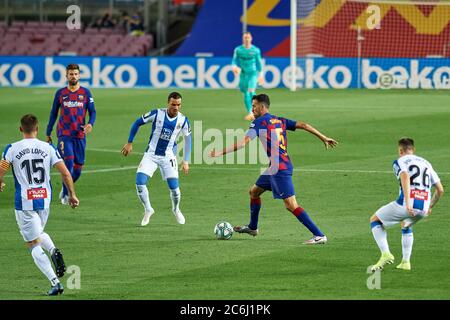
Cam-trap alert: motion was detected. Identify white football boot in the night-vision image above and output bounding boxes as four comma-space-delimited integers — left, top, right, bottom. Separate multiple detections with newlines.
141, 208, 155, 226
173, 209, 185, 225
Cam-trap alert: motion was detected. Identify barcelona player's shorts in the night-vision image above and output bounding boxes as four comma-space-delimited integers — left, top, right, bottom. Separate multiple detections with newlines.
57, 137, 86, 165
255, 170, 295, 199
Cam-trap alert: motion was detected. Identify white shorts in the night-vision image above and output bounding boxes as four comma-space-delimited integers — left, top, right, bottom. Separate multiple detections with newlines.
137, 153, 178, 181
15, 209, 50, 242
375, 201, 425, 228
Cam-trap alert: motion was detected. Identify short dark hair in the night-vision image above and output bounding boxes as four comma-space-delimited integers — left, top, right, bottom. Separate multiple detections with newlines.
66, 64, 80, 72
21, 114, 39, 133
252, 93, 270, 108
168, 91, 182, 102
398, 137, 415, 150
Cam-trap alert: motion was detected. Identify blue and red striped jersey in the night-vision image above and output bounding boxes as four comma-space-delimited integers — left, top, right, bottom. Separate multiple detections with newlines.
246, 113, 296, 174
46, 86, 96, 139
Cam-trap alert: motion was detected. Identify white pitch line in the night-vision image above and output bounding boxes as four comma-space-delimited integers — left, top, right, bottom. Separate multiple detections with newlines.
86, 149, 450, 175
3, 165, 450, 179
88, 148, 144, 155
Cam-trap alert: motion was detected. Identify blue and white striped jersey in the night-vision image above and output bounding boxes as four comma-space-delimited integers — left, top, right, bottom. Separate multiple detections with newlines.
2, 138, 63, 211
393, 154, 440, 213
142, 108, 191, 157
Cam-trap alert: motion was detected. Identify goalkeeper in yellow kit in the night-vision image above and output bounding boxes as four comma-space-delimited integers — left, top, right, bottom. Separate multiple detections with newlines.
232, 32, 264, 121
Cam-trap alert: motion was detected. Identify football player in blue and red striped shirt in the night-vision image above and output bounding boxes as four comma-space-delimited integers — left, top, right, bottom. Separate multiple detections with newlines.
46, 64, 96, 205
210, 94, 338, 244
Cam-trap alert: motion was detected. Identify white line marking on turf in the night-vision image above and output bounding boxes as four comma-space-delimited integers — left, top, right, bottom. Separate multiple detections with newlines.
3, 165, 449, 179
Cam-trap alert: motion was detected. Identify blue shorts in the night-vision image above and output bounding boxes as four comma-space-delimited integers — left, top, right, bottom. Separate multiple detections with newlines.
57, 137, 86, 165
255, 171, 295, 199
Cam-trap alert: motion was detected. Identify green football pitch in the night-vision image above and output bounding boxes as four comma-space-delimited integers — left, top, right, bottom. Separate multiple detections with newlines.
0, 87, 449, 300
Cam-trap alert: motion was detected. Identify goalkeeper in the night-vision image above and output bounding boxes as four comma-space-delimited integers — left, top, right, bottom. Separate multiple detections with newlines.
232, 31, 264, 121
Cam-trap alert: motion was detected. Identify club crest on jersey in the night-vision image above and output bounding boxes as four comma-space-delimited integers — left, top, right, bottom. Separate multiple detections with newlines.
160, 128, 173, 141
176, 123, 181, 130
78, 95, 84, 100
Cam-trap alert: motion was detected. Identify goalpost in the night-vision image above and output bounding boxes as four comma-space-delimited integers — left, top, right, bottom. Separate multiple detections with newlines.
290, 0, 450, 91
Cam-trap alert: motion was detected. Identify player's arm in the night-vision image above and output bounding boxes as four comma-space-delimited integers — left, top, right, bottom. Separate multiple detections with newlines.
46, 90, 61, 144
400, 171, 413, 216
210, 136, 252, 157
54, 161, 79, 208
296, 121, 338, 149
181, 119, 192, 175
122, 110, 157, 157
231, 48, 241, 76
82, 91, 96, 134
428, 181, 444, 215
121, 117, 145, 156
0, 159, 10, 192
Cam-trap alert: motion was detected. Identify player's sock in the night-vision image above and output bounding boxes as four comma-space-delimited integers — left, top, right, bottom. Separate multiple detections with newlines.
244, 92, 253, 113
30, 245, 59, 286
371, 221, 390, 254
249, 197, 261, 230
401, 227, 414, 262
72, 164, 83, 183
169, 188, 181, 212
291, 207, 324, 237
40, 232, 56, 255
63, 157, 74, 197
136, 185, 153, 213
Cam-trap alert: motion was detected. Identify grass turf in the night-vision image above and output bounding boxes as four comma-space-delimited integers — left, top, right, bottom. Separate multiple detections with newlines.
0, 87, 449, 299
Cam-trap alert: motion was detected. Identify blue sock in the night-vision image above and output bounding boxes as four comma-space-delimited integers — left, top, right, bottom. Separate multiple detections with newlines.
292, 207, 324, 237
72, 164, 82, 183
62, 158, 74, 197
249, 198, 261, 230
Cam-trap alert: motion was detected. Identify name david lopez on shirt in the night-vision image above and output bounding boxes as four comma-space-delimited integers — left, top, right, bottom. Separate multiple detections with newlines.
15, 148, 49, 160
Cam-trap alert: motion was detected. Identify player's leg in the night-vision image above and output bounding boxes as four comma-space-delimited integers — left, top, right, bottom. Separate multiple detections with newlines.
38, 209, 66, 277
369, 202, 405, 271
160, 155, 185, 224
136, 155, 158, 226
396, 223, 413, 271
397, 217, 421, 270
244, 74, 258, 120
239, 73, 252, 119
58, 137, 74, 203
15, 210, 63, 295
283, 196, 327, 244
72, 138, 86, 183
234, 175, 269, 236
167, 178, 185, 224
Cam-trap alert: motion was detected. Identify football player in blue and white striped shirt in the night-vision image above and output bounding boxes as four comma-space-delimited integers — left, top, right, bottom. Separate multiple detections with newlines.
121, 92, 192, 226
0, 114, 79, 296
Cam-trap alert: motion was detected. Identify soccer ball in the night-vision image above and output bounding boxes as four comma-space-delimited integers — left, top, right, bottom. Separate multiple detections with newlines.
214, 221, 233, 240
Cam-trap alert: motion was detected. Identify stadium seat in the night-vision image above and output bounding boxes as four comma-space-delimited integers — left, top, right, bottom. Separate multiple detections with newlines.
1, 20, 153, 57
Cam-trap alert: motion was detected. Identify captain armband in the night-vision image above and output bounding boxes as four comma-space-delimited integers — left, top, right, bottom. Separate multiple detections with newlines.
0, 160, 11, 171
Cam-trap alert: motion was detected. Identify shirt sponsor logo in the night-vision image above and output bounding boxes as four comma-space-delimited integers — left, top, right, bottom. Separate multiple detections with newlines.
27, 188, 48, 200
63, 101, 84, 108
410, 189, 428, 201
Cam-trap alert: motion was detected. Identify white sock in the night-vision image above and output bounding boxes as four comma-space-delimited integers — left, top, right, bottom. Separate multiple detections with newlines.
40, 233, 55, 255
136, 185, 153, 213
402, 231, 414, 262
170, 188, 181, 212
31, 245, 59, 286
371, 224, 390, 254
